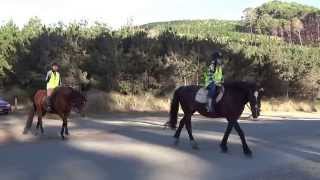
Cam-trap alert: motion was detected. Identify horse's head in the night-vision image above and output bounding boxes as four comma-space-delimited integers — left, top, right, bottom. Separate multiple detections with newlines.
71, 90, 87, 117
248, 85, 264, 119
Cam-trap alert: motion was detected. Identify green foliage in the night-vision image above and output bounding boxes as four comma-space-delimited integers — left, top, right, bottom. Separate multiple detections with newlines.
257, 0, 318, 19
0, 21, 21, 82
0, 14, 320, 98
242, 0, 320, 45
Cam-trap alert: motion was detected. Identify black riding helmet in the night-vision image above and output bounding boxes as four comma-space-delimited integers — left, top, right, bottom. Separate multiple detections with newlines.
212, 51, 222, 59
211, 51, 223, 65
51, 62, 59, 67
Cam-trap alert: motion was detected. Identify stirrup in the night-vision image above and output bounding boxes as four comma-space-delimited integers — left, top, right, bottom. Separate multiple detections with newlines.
206, 103, 215, 112
46, 106, 52, 112
206, 105, 214, 112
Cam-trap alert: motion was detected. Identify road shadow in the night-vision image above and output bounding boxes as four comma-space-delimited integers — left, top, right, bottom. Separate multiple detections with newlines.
2, 111, 320, 180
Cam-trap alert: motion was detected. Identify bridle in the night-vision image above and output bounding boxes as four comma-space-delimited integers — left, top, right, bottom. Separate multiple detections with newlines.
246, 90, 261, 118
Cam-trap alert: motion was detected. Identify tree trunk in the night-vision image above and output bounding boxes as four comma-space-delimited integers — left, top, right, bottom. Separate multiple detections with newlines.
14, 96, 18, 111
298, 31, 303, 46
289, 29, 292, 45
285, 81, 289, 99
317, 20, 320, 47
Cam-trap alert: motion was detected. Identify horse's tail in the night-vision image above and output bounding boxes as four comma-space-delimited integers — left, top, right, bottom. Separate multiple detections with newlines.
168, 87, 182, 129
23, 102, 36, 134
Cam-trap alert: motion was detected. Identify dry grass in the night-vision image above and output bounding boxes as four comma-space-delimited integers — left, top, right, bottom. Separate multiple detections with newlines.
5, 88, 318, 115
85, 89, 170, 113
261, 98, 319, 113
85, 90, 320, 114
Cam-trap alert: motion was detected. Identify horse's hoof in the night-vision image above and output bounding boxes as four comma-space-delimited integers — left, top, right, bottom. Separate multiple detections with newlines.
173, 138, 179, 146
22, 129, 29, 135
163, 122, 169, 130
244, 149, 252, 157
190, 140, 199, 150
220, 145, 228, 153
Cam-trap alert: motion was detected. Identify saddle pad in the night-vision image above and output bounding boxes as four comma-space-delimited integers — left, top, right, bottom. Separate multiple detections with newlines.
195, 86, 225, 104
195, 88, 208, 103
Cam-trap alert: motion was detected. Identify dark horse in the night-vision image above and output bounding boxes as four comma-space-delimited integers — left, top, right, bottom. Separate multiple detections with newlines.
23, 86, 87, 139
167, 81, 263, 156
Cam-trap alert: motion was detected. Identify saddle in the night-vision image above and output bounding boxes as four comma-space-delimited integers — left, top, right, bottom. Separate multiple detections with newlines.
195, 86, 225, 104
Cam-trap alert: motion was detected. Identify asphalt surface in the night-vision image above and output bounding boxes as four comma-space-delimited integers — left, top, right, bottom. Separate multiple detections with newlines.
0, 112, 320, 180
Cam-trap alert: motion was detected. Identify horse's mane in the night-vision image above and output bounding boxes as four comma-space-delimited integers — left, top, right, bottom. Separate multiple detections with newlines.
223, 81, 257, 92
52, 86, 83, 99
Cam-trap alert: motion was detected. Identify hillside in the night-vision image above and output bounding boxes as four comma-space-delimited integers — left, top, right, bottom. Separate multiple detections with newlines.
142, 1, 320, 46
141, 19, 241, 34
242, 0, 320, 45
140, 19, 286, 47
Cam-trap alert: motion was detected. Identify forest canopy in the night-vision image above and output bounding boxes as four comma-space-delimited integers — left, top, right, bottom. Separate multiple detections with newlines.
0, 0, 319, 99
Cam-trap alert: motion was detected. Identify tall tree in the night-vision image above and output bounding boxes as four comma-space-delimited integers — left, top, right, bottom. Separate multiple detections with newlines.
291, 17, 304, 46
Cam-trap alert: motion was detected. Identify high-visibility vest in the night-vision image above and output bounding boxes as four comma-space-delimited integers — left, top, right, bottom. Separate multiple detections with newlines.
213, 66, 223, 85
204, 65, 223, 86
47, 71, 60, 89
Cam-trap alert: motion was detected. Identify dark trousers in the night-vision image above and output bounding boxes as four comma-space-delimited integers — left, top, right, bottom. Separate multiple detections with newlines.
207, 82, 216, 98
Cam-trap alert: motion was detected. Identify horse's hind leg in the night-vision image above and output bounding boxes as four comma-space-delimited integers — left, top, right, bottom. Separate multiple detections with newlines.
60, 117, 69, 140
220, 121, 234, 153
35, 114, 44, 135
65, 120, 69, 136
234, 121, 252, 156
185, 115, 198, 150
60, 123, 65, 140
173, 116, 186, 145
39, 112, 46, 134
38, 115, 44, 134
36, 120, 40, 135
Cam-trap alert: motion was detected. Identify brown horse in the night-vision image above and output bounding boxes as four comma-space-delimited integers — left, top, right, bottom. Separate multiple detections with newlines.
23, 86, 87, 139
167, 81, 263, 156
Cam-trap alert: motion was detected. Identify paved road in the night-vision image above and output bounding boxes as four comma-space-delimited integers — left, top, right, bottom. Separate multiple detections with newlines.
0, 112, 320, 180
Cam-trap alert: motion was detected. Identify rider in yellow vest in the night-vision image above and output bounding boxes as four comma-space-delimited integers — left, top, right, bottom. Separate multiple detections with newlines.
46, 62, 61, 111
204, 51, 224, 112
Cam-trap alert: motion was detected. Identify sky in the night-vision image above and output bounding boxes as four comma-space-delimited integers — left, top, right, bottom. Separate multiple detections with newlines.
0, 0, 319, 29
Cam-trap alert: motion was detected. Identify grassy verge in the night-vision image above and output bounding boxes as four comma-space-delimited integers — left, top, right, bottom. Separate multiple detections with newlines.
2, 88, 320, 115
84, 90, 170, 113
261, 98, 319, 113
85, 90, 320, 114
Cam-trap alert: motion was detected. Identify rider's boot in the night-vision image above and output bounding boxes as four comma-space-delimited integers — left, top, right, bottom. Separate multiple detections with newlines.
207, 97, 215, 113
46, 96, 52, 112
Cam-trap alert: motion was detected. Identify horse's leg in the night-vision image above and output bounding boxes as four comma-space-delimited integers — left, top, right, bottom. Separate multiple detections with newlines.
220, 120, 234, 153
36, 119, 40, 129
36, 120, 40, 135
39, 112, 46, 134
234, 121, 252, 156
38, 114, 44, 134
60, 120, 66, 140
35, 112, 42, 135
65, 118, 69, 136
185, 115, 198, 150
173, 116, 186, 145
